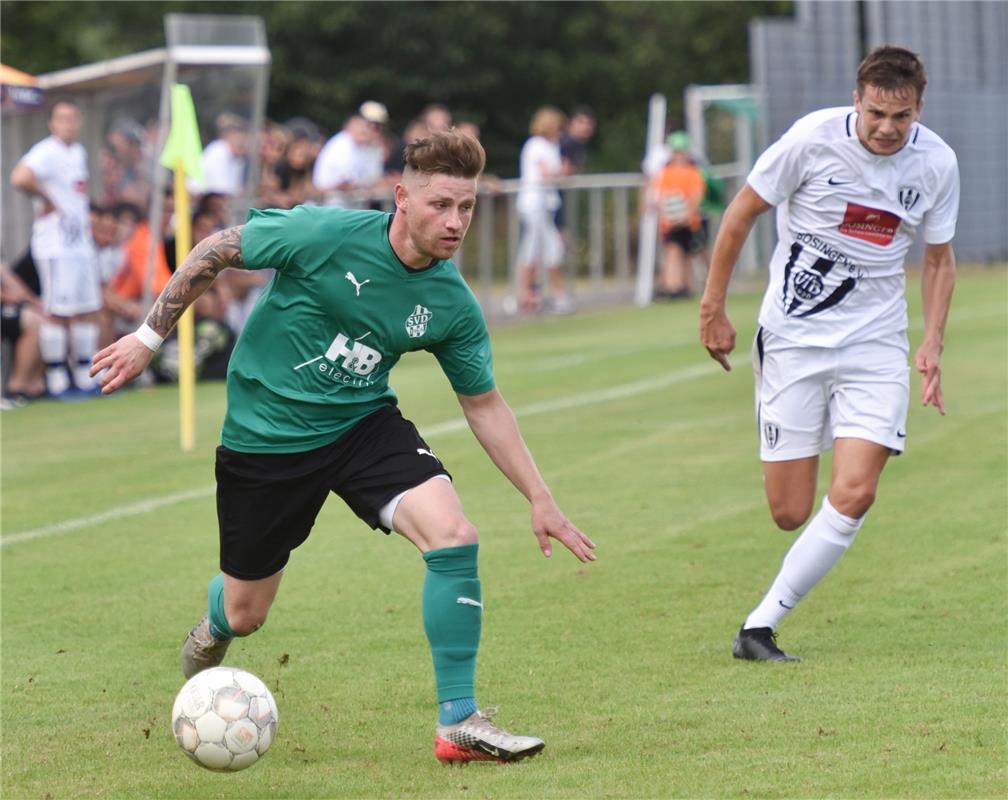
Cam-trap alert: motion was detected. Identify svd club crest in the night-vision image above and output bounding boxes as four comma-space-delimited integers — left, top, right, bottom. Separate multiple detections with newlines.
405, 304, 432, 338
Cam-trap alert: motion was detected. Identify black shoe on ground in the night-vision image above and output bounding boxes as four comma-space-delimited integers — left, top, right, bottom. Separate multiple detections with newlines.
732, 626, 801, 662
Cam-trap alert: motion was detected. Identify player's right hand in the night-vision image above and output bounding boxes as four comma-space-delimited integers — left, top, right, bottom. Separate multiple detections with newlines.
699, 304, 736, 371
89, 334, 155, 395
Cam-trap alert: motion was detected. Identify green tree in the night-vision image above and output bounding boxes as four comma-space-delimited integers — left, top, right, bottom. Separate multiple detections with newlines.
0, 0, 791, 174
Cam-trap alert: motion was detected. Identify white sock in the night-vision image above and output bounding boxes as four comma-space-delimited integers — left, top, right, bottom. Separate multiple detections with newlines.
744, 496, 864, 631
39, 321, 71, 395
69, 321, 99, 389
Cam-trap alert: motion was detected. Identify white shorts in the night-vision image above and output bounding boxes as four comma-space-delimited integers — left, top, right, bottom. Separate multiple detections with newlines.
752, 328, 910, 461
35, 251, 103, 317
516, 208, 564, 269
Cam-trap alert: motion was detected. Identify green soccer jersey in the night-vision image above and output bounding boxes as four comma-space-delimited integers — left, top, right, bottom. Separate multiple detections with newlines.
222, 205, 495, 453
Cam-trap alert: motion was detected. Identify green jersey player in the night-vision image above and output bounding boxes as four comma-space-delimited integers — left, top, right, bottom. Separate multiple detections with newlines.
92, 129, 595, 764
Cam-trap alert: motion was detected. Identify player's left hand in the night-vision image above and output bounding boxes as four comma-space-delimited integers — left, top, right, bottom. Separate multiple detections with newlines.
914, 341, 945, 415
530, 499, 596, 563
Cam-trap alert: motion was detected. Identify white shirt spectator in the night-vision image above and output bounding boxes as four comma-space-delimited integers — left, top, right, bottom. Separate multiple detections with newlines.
199, 138, 247, 195
312, 118, 385, 208
516, 135, 563, 215
21, 135, 91, 259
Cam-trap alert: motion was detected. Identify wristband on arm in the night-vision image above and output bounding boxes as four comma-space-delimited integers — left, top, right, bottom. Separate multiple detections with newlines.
134, 323, 164, 352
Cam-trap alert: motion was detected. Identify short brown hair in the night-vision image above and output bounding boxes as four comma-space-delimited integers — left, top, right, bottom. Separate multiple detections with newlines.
856, 45, 927, 101
403, 129, 485, 179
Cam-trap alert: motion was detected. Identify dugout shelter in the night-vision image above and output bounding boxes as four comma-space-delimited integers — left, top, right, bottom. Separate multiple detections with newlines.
1, 14, 271, 270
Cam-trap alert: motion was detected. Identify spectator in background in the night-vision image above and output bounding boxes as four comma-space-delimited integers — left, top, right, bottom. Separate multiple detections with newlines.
10, 100, 103, 396
90, 204, 126, 348
359, 99, 402, 182
285, 116, 323, 161
648, 130, 706, 300
515, 106, 571, 314
105, 116, 152, 208
91, 204, 125, 287
420, 103, 452, 132
195, 192, 230, 230
262, 131, 319, 209
692, 158, 727, 278
1, 256, 45, 404
199, 113, 250, 197
114, 201, 143, 247
555, 106, 596, 266
560, 106, 596, 177
312, 114, 386, 207
104, 190, 175, 338
256, 120, 293, 207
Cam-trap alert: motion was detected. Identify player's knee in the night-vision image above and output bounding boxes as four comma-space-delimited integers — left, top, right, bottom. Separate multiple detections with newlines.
442, 518, 479, 548
422, 516, 478, 550
830, 482, 877, 519
225, 603, 270, 636
769, 499, 813, 531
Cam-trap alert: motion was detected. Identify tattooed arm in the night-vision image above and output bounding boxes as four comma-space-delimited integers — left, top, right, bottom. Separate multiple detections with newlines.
90, 226, 245, 394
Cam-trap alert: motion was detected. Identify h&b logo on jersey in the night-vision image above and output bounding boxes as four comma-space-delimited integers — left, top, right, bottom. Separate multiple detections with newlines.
405, 305, 432, 338
763, 422, 781, 450
325, 333, 381, 375
898, 185, 921, 212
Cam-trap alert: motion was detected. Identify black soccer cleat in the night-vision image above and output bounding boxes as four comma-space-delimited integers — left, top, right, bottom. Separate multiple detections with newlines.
732, 626, 801, 662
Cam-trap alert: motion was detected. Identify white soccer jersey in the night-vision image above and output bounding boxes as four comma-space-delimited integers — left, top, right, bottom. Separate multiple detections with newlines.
748, 107, 959, 348
20, 135, 92, 259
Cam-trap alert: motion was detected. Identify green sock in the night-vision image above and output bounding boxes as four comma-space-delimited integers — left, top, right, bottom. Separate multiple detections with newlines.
422, 543, 481, 706
207, 574, 236, 640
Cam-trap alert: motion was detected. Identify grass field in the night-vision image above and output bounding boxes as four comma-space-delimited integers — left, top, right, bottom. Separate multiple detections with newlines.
2, 267, 1005, 799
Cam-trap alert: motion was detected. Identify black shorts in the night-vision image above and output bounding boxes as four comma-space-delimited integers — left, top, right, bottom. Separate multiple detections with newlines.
1, 303, 22, 342
215, 405, 451, 580
662, 226, 695, 252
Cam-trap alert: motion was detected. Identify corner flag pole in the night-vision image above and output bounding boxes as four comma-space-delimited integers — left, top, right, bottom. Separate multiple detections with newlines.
159, 84, 203, 452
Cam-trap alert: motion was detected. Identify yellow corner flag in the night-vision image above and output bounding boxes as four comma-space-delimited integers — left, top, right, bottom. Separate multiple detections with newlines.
160, 84, 204, 179
160, 84, 204, 451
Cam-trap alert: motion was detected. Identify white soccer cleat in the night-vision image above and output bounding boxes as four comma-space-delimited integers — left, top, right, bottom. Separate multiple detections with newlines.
434, 706, 545, 764
181, 615, 233, 679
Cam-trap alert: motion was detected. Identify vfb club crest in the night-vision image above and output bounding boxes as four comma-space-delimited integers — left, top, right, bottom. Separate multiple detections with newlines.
763, 422, 781, 450
898, 185, 921, 212
405, 304, 432, 338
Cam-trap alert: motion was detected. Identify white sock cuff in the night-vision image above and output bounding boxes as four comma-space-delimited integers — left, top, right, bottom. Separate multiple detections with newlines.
69, 321, 100, 362
39, 321, 68, 363
821, 496, 864, 538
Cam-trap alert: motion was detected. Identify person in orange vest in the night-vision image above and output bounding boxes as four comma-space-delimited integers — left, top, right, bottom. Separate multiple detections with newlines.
648, 130, 706, 299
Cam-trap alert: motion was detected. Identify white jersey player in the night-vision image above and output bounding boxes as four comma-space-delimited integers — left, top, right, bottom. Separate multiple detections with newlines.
11, 101, 103, 396
699, 46, 958, 661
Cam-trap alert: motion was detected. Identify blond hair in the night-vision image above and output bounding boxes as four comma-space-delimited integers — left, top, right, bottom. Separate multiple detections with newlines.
529, 107, 566, 138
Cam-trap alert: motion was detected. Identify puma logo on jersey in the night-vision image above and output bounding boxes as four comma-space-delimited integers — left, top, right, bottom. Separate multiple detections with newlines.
417, 448, 437, 459
345, 271, 370, 296
456, 597, 483, 608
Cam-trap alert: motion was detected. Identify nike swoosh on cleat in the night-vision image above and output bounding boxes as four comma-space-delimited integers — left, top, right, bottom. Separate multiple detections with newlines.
478, 744, 501, 758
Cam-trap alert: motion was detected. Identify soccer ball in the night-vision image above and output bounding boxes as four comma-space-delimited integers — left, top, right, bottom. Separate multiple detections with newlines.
171, 666, 279, 771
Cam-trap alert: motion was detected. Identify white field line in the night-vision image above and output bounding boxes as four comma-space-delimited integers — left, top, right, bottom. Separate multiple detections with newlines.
2, 362, 717, 548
